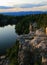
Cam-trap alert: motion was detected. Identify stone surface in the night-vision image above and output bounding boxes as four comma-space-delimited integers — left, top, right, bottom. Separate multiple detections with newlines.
18, 28, 47, 65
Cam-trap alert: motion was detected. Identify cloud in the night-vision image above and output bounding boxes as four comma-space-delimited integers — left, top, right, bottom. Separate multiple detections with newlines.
0, 6, 13, 9
0, 5, 47, 12
0, 2, 47, 9
13, 3, 47, 8
0, 0, 47, 6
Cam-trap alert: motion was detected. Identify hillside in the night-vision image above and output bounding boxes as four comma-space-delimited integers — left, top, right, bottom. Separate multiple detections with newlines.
0, 11, 47, 16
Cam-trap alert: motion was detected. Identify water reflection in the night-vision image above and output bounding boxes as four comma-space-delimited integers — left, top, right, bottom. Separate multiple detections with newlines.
0, 25, 18, 50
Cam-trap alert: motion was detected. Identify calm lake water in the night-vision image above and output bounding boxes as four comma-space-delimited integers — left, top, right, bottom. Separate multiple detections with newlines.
0, 25, 18, 52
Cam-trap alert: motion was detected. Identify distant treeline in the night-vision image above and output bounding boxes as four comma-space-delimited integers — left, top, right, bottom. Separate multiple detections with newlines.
0, 14, 47, 27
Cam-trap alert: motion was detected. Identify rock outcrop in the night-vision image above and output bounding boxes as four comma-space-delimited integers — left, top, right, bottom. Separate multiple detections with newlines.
18, 28, 47, 65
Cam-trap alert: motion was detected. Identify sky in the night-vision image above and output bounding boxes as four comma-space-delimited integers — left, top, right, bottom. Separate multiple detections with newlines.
0, 0, 47, 11
0, 0, 47, 6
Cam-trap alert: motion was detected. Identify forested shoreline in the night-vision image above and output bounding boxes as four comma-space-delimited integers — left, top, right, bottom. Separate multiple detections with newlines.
0, 14, 47, 26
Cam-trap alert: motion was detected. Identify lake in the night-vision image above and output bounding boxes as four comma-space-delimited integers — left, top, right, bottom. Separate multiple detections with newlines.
0, 25, 18, 54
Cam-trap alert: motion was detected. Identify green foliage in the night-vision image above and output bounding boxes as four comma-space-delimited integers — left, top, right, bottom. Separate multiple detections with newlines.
0, 14, 47, 28
16, 14, 47, 35
16, 19, 29, 35
6, 40, 19, 65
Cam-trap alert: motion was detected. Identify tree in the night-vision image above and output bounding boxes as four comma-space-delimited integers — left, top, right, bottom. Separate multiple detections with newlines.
6, 40, 19, 65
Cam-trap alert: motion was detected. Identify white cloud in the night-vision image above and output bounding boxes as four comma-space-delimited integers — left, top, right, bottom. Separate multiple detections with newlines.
0, 5, 47, 12
0, 0, 47, 11
0, 0, 47, 6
